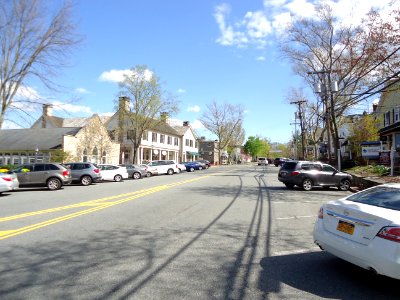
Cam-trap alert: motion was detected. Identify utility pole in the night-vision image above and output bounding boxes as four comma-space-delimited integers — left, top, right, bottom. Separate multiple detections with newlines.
290, 100, 306, 160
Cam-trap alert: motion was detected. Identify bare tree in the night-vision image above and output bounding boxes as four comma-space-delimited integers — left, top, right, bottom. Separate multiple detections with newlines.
280, 3, 400, 158
116, 65, 179, 164
0, 0, 79, 128
199, 101, 244, 163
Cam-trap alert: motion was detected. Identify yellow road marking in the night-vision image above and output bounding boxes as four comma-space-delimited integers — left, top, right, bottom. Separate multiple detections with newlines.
0, 174, 214, 240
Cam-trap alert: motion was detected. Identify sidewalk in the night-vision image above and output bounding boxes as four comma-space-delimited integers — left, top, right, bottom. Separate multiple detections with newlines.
349, 173, 396, 193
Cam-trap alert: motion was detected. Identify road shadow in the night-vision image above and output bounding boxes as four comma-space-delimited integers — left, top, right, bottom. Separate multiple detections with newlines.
259, 251, 399, 299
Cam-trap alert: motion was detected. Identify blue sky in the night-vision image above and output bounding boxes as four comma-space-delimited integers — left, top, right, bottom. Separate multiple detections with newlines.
9, 0, 395, 143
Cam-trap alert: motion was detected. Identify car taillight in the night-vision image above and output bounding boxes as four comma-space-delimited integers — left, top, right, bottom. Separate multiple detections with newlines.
318, 207, 324, 219
291, 171, 300, 176
62, 170, 70, 177
377, 227, 400, 243
94, 168, 100, 173
1, 177, 12, 182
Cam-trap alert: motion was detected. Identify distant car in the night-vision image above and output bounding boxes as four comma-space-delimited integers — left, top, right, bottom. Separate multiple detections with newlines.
182, 161, 202, 172
119, 164, 147, 179
64, 162, 102, 186
274, 157, 288, 167
146, 160, 179, 175
0, 170, 19, 194
314, 183, 400, 280
97, 164, 129, 182
13, 163, 72, 190
257, 157, 268, 166
196, 159, 211, 168
278, 160, 352, 191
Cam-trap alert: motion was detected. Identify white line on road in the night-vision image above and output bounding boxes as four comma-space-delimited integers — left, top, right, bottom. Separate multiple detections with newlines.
272, 247, 320, 256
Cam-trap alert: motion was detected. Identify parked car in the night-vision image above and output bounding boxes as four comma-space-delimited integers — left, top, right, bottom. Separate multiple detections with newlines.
278, 160, 352, 191
64, 162, 102, 186
274, 157, 288, 167
97, 164, 129, 182
140, 164, 158, 177
13, 163, 72, 190
314, 183, 400, 280
119, 164, 147, 179
176, 162, 187, 173
0, 170, 19, 194
257, 157, 268, 166
182, 161, 202, 172
146, 160, 179, 175
196, 159, 211, 168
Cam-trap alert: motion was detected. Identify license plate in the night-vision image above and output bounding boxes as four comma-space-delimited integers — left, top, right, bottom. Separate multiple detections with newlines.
337, 220, 354, 235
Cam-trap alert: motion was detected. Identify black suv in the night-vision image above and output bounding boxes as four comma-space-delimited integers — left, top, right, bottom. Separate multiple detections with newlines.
278, 160, 352, 191
274, 157, 288, 167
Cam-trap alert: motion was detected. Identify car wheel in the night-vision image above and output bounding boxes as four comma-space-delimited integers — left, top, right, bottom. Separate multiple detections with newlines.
284, 183, 294, 189
47, 178, 62, 190
176, 168, 181, 174
114, 174, 123, 182
338, 179, 351, 191
189, 167, 195, 172
199, 166, 203, 170
146, 172, 152, 177
132, 172, 141, 180
302, 178, 313, 191
81, 175, 92, 186
167, 168, 174, 175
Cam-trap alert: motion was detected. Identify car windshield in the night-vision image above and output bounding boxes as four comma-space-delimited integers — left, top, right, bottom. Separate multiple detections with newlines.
346, 186, 400, 211
281, 162, 297, 170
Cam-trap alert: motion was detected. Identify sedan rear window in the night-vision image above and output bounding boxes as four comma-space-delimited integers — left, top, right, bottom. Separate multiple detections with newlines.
347, 186, 400, 211
281, 162, 297, 170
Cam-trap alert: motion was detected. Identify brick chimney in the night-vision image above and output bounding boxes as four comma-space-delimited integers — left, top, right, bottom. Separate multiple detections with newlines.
160, 112, 169, 123
118, 96, 130, 111
42, 104, 52, 128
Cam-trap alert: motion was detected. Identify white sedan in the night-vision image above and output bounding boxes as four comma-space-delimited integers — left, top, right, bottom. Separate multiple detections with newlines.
0, 171, 19, 194
97, 164, 129, 182
314, 183, 400, 280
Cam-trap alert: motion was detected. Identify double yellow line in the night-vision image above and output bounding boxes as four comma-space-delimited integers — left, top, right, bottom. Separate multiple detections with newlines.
0, 174, 212, 240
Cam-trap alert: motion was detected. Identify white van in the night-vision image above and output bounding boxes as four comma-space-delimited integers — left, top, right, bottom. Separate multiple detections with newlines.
257, 157, 268, 166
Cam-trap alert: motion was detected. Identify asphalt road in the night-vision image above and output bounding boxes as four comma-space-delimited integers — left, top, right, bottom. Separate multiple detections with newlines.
0, 165, 398, 299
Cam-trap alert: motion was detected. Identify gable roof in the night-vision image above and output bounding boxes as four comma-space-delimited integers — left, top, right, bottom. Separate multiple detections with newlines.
0, 128, 81, 151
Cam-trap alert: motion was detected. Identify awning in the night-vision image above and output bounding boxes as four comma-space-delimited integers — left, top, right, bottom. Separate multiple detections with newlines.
186, 151, 199, 156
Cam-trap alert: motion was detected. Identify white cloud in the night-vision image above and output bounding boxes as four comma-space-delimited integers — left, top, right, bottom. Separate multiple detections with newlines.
177, 88, 186, 93
15, 86, 40, 101
187, 105, 201, 113
75, 87, 90, 94
256, 56, 266, 61
214, 0, 397, 49
99, 68, 153, 83
99, 112, 115, 117
51, 101, 93, 115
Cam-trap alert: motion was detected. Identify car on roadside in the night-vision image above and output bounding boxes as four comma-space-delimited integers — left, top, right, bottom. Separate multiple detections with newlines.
196, 159, 211, 169
182, 161, 202, 172
140, 164, 158, 177
313, 183, 400, 280
13, 163, 72, 190
274, 157, 289, 167
97, 164, 129, 182
64, 162, 102, 186
278, 160, 352, 191
257, 157, 268, 166
146, 160, 179, 175
119, 164, 147, 179
176, 162, 187, 173
0, 170, 19, 194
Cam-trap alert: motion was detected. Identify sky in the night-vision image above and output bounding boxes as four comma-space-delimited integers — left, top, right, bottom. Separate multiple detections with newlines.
6, 0, 397, 143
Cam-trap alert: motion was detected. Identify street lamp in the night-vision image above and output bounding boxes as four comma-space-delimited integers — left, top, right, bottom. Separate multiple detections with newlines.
35, 147, 39, 163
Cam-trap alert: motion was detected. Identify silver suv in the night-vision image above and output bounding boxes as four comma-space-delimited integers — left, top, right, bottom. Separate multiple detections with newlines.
64, 162, 102, 185
13, 163, 72, 190
278, 160, 352, 191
